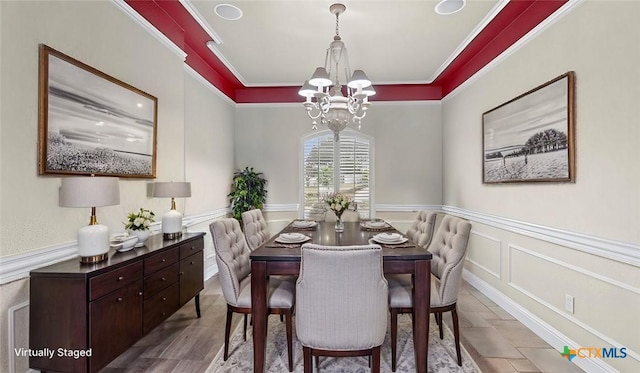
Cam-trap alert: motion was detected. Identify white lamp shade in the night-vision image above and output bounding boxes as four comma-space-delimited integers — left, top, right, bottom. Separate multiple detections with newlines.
347, 70, 372, 89
153, 182, 191, 198
59, 177, 120, 207
298, 81, 317, 98
308, 67, 332, 88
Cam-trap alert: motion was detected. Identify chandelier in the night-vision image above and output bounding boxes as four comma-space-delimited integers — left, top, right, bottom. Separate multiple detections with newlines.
298, 3, 375, 141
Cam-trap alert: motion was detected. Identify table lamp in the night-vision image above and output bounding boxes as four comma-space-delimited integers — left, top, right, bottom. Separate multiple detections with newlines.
153, 181, 191, 239
59, 176, 120, 263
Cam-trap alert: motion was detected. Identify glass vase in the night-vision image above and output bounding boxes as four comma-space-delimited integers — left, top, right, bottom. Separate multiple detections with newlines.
335, 216, 344, 233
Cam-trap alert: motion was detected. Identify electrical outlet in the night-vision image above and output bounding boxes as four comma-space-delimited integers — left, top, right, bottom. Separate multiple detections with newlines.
565, 294, 575, 314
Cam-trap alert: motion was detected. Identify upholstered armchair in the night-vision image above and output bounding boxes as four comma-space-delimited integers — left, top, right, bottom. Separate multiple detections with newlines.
296, 244, 388, 373
388, 215, 471, 370
405, 210, 437, 249
241, 209, 270, 251
209, 218, 295, 371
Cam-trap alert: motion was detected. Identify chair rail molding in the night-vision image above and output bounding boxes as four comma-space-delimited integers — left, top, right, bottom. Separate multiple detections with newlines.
0, 209, 229, 285
443, 206, 640, 267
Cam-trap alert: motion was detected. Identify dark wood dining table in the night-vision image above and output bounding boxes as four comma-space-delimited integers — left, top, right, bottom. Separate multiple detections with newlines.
250, 220, 432, 373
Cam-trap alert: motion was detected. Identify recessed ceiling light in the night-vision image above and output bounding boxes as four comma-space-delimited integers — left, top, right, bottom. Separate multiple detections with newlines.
435, 0, 466, 15
214, 4, 243, 21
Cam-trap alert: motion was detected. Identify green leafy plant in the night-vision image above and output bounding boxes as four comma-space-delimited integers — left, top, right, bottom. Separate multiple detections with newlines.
228, 167, 268, 221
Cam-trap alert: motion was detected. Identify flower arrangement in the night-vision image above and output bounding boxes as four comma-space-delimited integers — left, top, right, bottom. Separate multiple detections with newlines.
125, 208, 155, 231
323, 192, 353, 218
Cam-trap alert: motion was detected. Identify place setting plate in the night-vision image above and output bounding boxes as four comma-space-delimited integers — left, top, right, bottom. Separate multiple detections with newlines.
371, 232, 409, 246
360, 219, 392, 231
291, 220, 318, 229
275, 232, 311, 244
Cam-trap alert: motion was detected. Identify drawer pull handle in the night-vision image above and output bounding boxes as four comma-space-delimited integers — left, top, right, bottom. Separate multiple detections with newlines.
161, 277, 166, 281
139, 292, 143, 296
179, 272, 184, 276
118, 276, 124, 281
162, 312, 166, 316
117, 297, 123, 302
190, 261, 194, 265
162, 297, 167, 301
162, 259, 166, 262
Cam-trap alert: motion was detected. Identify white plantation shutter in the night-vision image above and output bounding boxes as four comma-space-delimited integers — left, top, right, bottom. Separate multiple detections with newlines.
302, 132, 371, 219
303, 135, 335, 219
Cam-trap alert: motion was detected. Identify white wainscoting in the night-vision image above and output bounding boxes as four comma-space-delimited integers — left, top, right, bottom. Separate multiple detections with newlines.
467, 230, 502, 279
463, 270, 620, 373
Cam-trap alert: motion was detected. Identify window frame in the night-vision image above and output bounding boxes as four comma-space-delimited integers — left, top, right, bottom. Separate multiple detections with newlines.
299, 129, 375, 219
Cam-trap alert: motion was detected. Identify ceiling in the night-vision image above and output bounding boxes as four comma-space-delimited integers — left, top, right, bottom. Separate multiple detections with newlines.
126, 0, 568, 102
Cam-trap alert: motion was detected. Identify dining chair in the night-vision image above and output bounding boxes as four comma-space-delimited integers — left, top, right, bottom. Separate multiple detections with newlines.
388, 215, 471, 371
209, 218, 295, 371
241, 208, 270, 251
296, 243, 388, 373
405, 210, 437, 249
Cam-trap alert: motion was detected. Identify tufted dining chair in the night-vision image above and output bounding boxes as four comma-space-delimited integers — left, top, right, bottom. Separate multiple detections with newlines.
388, 215, 471, 371
209, 218, 295, 371
241, 209, 270, 251
405, 210, 437, 249
296, 244, 388, 373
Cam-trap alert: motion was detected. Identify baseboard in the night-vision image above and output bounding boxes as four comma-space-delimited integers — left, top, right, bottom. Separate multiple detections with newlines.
462, 269, 619, 373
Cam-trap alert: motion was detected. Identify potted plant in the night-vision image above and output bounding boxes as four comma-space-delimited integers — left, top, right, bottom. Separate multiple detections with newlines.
228, 167, 267, 221
124, 208, 155, 245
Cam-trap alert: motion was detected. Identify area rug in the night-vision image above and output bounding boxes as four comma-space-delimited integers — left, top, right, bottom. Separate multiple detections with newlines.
207, 314, 480, 372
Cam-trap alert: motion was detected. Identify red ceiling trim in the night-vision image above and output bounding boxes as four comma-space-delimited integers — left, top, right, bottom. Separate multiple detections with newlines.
434, 0, 568, 97
126, 0, 567, 103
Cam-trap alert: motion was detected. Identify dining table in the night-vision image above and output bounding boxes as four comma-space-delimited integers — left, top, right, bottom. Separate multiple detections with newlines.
250, 220, 432, 373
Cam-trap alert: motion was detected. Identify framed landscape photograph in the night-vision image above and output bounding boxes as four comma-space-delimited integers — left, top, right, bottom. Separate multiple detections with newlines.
482, 71, 575, 184
38, 44, 157, 178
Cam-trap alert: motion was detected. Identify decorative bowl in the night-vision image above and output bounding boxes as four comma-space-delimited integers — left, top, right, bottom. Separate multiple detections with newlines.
111, 235, 139, 251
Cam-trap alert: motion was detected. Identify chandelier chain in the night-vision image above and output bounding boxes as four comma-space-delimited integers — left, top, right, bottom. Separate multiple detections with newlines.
335, 11, 340, 37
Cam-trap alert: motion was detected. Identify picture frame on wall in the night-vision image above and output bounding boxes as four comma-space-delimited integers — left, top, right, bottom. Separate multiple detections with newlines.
482, 71, 575, 184
38, 44, 158, 178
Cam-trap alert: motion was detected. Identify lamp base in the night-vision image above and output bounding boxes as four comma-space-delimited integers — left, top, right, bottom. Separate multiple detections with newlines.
77, 223, 110, 264
79, 253, 109, 264
163, 231, 182, 240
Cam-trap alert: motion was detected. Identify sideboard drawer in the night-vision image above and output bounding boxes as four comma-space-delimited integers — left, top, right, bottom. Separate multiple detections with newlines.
143, 282, 179, 333
179, 238, 204, 259
144, 262, 179, 298
89, 261, 143, 301
144, 247, 179, 275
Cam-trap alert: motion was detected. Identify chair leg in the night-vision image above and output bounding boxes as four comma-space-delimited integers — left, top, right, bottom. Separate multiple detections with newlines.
390, 308, 398, 372
315, 356, 320, 372
224, 307, 233, 361
371, 346, 381, 373
285, 310, 293, 372
452, 307, 462, 366
303, 346, 312, 373
243, 313, 248, 341
437, 312, 444, 340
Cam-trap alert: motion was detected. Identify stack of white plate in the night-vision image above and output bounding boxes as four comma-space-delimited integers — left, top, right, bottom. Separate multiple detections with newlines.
275, 232, 311, 243
364, 220, 387, 229
292, 220, 317, 228
371, 232, 408, 245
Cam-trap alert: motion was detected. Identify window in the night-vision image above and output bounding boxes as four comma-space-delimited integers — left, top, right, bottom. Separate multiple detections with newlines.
301, 130, 373, 219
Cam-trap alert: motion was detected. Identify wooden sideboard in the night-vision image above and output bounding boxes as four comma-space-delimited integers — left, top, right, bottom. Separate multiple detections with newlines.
29, 232, 205, 373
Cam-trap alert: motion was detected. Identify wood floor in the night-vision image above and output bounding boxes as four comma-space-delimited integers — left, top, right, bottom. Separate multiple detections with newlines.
101, 276, 583, 373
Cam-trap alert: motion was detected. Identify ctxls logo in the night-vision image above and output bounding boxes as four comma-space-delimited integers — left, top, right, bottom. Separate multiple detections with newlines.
561, 346, 627, 361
